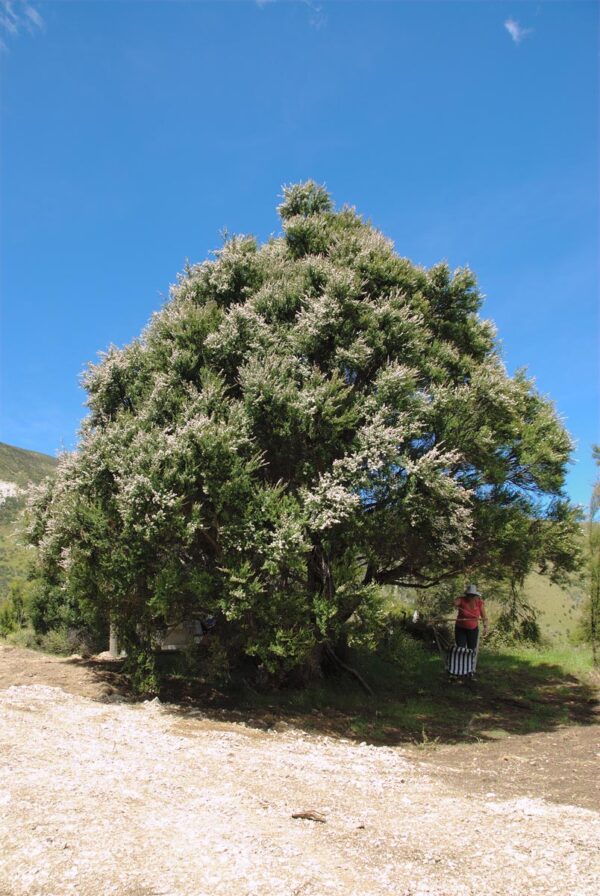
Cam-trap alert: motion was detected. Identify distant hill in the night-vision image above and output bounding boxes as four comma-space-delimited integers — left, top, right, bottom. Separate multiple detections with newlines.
0, 443, 59, 598
523, 571, 586, 643
0, 442, 58, 489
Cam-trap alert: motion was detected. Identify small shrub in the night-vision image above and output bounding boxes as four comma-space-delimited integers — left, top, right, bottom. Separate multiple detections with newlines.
67, 626, 106, 657
40, 627, 73, 655
376, 625, 431, 670
0, 577, 32, 635
6, 626, 40, 650
199, 636, 232, 687
124, 650, 161, 695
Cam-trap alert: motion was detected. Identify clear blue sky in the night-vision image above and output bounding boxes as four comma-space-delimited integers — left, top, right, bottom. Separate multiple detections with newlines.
1, 1, 598, 506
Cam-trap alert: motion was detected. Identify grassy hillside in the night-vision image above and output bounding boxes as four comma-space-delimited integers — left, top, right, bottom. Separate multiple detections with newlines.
0, 516, 30, 596
0, 443, 58, 598
383, 566, 586, 647
0, 442, 58, 488
522, 572, 586, 643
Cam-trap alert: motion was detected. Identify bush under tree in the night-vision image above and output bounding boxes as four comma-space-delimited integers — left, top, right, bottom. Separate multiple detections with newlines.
28, 182, 580, 689
581, 446, 600, 664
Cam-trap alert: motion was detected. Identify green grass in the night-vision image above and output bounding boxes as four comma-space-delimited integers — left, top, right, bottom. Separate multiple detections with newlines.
498, 642, 595, 679
0, 441, 58, 488
521, 571, 586, 642
161, 639, 598, 746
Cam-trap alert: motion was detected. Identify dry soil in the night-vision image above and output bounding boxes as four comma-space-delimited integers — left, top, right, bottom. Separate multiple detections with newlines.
0, 644, 598, 896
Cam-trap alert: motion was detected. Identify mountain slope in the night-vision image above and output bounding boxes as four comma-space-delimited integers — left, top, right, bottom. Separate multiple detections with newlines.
0, 442, 58, 488
0, 443, 59, 598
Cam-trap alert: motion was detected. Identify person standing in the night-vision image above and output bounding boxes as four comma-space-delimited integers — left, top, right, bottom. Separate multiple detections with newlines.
454, 584, 488, 651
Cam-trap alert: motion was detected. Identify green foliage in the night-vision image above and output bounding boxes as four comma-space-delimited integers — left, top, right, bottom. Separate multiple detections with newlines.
581, 447, 600, 663
180, 637, 232, 688
28, 182, 580, 688
4, 625, 40, 650
0, 578, 31, 635
0, 572, 104, 657
0, 505, 33, 597
0, 444, 59, 633
124, 641, 162, 695
492, 606, 541, 645
38, 626, 75, 656
348, 608, 429, 678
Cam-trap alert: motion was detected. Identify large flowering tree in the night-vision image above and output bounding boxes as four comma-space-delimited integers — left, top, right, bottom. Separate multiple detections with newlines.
29, 182, 579, 683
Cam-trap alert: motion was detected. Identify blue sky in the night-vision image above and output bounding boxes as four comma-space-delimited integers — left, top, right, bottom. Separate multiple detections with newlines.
0, 0, 597, 506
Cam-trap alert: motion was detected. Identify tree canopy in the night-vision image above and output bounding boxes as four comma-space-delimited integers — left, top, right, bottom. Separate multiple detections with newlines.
28, 182, 580, 684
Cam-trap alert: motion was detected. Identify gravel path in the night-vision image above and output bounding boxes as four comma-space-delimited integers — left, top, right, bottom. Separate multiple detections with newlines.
1, 681, 599, 896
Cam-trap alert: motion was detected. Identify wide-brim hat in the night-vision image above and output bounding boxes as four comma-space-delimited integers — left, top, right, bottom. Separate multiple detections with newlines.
464, 584, 481, 597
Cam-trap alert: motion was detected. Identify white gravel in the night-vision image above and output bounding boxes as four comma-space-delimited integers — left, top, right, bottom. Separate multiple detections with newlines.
0, 684, 598, 896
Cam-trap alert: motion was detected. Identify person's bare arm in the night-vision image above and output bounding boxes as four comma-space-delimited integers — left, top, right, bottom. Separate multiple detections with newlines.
480, 602, 489, 634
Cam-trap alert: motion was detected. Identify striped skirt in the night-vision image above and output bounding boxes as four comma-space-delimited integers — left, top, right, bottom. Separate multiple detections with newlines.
447, 645, 477, 676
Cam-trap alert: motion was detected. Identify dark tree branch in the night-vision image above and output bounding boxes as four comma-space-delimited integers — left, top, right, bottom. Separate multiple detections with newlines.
372, 566, 464, 589
324, 642, 374, 696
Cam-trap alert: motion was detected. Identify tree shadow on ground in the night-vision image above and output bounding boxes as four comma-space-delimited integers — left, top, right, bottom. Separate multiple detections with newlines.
83, 648, 600, 747
66, 654, 137, 697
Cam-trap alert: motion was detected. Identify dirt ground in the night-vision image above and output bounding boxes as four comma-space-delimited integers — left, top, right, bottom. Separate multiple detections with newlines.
0, 644, 599, 896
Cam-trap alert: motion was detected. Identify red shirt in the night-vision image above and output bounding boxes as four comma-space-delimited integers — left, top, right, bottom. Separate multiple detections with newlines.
456, 597, 484, 630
